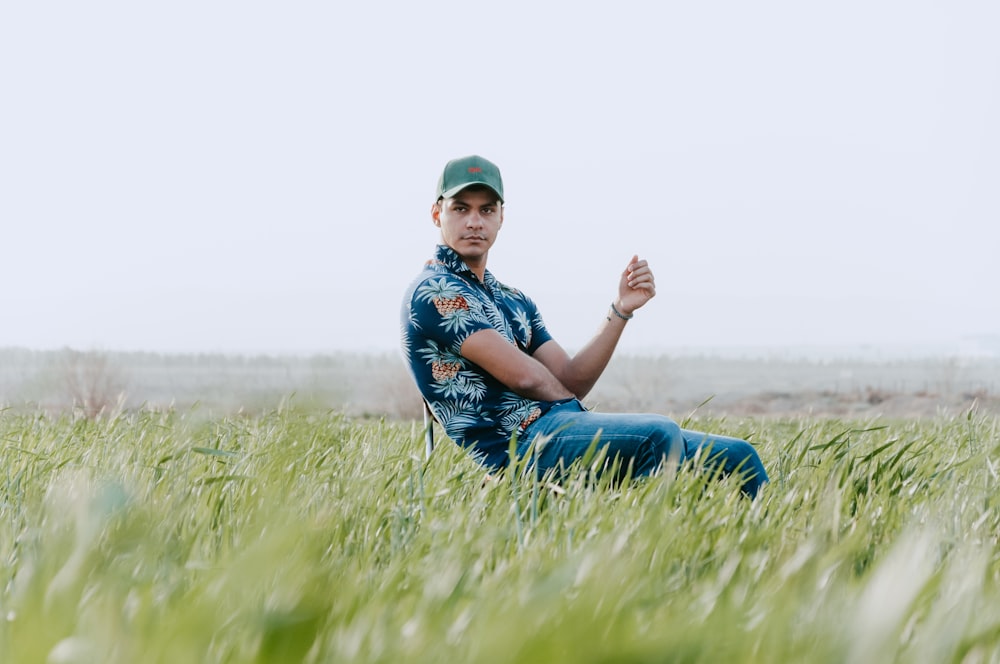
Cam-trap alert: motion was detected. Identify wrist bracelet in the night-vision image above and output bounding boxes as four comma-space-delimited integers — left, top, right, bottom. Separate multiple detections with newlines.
610, 302, 633, 320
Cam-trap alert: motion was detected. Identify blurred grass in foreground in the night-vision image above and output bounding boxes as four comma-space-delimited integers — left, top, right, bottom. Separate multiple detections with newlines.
1, 405, 999, 662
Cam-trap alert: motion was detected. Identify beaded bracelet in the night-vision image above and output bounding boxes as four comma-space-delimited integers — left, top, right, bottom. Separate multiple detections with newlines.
609, 302, 633, 320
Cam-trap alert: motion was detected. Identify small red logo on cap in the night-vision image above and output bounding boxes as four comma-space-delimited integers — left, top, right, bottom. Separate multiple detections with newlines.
468, 167, 482, 173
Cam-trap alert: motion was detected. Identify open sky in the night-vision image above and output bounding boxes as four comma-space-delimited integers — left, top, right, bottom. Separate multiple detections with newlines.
2, 1, 998, 357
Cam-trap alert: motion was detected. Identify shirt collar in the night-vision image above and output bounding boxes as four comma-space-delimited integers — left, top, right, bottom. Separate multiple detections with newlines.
433, 244, 495, 286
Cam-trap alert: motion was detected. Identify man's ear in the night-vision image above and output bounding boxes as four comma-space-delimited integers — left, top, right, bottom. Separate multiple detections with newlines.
430, 201, 442, 227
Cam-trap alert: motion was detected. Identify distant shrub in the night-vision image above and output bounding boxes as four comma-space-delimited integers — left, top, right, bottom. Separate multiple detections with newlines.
59, 349, 127, 418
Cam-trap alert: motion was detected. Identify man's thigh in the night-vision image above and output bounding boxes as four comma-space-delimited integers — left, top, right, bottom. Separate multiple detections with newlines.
521, 407, 686, 476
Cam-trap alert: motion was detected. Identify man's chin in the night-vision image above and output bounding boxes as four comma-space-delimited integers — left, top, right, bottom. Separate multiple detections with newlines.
458, 241, 489, 255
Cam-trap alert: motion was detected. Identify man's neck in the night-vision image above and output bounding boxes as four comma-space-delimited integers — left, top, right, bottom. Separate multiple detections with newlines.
462, 254, 488, 282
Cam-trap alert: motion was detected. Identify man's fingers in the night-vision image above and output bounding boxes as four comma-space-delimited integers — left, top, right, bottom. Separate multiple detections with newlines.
627, 267, 654, 288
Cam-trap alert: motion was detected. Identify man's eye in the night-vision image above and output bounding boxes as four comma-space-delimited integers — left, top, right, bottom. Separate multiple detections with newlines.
454, 206, 467, 212
482, 208, 494, 215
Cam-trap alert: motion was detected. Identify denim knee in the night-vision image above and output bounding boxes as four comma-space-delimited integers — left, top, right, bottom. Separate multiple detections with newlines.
643, 416, 685, 473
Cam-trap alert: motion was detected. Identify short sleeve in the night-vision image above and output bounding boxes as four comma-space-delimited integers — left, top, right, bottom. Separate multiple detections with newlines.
409, 275, 494, 351
523, 296, 553, 354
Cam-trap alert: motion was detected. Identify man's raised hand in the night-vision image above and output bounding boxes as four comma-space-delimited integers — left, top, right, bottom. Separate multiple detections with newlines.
616, 255, 656, 315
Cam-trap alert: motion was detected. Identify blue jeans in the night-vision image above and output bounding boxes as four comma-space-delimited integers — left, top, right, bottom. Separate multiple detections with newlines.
518, 399, 768, 498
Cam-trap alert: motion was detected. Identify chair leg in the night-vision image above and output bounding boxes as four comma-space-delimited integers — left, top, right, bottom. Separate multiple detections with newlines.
422, 401, 435, 459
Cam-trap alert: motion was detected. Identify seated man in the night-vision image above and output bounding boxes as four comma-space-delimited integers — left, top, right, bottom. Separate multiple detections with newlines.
400, 155, 768, 498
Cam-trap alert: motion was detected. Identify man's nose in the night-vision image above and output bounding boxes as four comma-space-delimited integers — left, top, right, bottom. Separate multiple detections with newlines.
466, 212, 484, 227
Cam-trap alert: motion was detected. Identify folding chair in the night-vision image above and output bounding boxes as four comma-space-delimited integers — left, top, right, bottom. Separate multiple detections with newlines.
422, 401, 435, 460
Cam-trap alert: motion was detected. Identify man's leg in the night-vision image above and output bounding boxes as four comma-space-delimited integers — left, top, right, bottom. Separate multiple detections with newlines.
518, 400, 690, 480
518, 401, 768, 497
681, 429, 769, 499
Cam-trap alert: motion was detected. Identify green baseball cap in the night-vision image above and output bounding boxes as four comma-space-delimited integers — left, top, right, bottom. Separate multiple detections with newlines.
436, 155, 504, 203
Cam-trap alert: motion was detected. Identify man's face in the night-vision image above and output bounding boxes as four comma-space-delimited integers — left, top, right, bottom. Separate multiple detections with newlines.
431, 186, 503, 266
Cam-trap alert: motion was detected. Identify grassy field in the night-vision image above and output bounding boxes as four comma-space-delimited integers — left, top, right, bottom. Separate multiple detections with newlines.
2, 404, 1000, 662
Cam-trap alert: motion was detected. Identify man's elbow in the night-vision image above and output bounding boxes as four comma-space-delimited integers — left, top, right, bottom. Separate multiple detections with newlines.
507, 366, 572, 399
549, 370, 586, 399
508, 370, 548, 394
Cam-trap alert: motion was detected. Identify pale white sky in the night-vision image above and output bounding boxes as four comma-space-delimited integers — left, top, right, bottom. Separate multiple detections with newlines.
2, 1, 998, 357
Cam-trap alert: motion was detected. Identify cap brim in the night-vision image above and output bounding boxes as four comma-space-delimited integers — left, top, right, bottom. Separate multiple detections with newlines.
440, 182, 503, 202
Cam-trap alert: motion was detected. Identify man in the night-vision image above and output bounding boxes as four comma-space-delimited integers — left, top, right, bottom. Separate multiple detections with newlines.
401, 155, 768, 498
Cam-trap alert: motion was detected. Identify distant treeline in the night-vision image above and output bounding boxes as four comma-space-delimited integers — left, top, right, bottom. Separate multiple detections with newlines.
1, 347, 997, 419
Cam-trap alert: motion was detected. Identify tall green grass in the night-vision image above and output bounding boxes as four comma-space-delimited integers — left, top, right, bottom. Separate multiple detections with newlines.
1, 405, 999, 662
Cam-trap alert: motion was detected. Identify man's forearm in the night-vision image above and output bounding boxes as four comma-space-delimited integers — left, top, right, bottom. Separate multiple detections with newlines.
546, 308, 629, 398
462, 329, 574, 401
516, 363, 577, 401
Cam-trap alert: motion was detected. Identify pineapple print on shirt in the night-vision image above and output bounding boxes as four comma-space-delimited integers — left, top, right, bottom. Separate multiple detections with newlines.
416, 277, 476, 335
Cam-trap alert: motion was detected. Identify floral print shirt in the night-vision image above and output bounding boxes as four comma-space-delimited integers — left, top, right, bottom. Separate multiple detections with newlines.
401, 245, 556, 469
